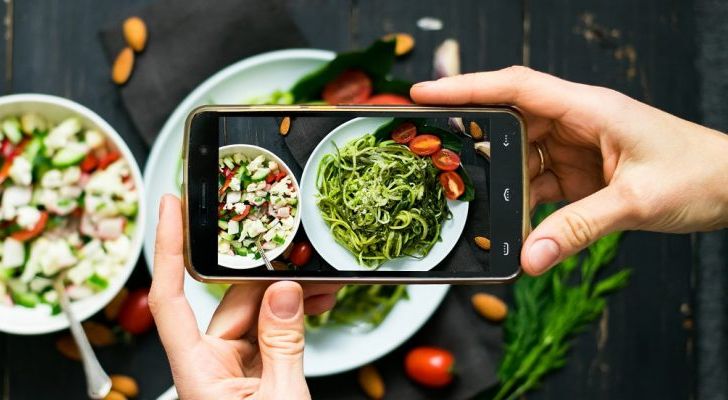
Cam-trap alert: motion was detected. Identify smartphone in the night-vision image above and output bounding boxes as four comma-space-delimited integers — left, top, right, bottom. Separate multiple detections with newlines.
182, 105, 528, 283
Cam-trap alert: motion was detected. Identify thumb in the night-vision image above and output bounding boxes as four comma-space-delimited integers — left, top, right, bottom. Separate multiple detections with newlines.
522, 187, 632, 275
257, 281, 310, 400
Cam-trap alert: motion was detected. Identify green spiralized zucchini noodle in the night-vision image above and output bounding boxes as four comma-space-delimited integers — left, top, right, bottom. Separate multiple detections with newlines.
316, 134, 450, 268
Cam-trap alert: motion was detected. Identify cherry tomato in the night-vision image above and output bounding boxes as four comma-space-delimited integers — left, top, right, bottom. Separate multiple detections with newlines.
231, 205, 251, 221
363, 93, 413, 105
405, 347, 455, 388
391, 122, 417, 144
439, 171, 465, 200
431, 149, 461, 171
409, 134, 442, 156
98, 151, 120, 170
80, 153, 98, 172
11, 211, 48, 241
289, 241, 313, 267
117, 288, 154, 335
322, 70, 372, 105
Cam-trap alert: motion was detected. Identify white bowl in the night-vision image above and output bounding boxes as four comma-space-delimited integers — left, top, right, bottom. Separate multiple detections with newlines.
0, 93, 146, 335
217, 144, 301, 269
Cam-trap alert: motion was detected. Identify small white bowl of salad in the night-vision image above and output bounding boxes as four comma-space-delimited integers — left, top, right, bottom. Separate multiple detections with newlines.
0, 94, 144, 335
218, 145, 300, 269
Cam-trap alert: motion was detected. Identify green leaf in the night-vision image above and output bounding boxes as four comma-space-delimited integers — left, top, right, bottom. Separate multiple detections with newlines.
290, 39, 408, 102
592, 269, 632, 298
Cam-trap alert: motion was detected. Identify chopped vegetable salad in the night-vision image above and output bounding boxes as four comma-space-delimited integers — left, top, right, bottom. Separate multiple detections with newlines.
0, 113, 138, 313
218, 152, 298, 259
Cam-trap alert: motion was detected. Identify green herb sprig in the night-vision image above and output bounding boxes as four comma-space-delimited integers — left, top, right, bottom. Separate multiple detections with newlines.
494, 204, 631, 400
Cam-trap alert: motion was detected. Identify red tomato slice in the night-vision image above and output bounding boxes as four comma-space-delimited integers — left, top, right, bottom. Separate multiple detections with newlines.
0, 158, 13, 184
80, 153, 98, 172
273, 171, 287, 181
219, 175, 233, 196
409, 134, 441, 156
98, 151, 120, 170
431, 149, 461, 171
405, 346, 456, 388
363, 93, 413, 105
11, 211, 49, 242
322, 70, 372, 105
391, 122, 417, 144
1, 140, 14, 158
231, 205, 251, 221
265, 172, 276, 184
439, 171, 465, 200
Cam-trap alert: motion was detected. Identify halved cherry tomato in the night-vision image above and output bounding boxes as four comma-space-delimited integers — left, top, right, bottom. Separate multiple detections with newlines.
405, 346, 455, 388
80, 153, 98, 172
409, 134, 441, 156
432, 149, 461, 171
231, 205, 251, 221
439, 171, 465, 200
98, 151, 120, 170
11, 211, 49, 242
363, 93, 413, 105
289, 241, 313, 267
117, 288, 154, 335
391, 122, 417, 144
322, 70, 372, 105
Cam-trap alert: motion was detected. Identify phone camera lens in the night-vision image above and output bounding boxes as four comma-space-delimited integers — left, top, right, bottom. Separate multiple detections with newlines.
200, 146, 208, 155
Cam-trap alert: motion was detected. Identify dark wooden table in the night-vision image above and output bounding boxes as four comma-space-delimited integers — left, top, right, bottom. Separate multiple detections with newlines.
2, 0, 724, 399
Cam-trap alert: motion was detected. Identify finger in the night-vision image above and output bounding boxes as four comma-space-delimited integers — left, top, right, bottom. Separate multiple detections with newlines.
150, 194, 200, 351
411, 66, 585, 120
529, 170, 563, 209
257, 281, 309, 399
521, 186, 632, 275
527, 142, 549, 180
304, 293, 338, 315
206, 282, 268, 339
302, 283, 343, 300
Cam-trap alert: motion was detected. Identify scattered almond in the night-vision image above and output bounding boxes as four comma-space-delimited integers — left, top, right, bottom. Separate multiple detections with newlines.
271, 260, 288, 271
279, 116, 291, 135
83, 321, 117, 347
470, 121, 484, 140
282, 243, 293, 260
358, 365, 385, 399
123, 17, 148, 52
471, 292, 508, 322
105, 287, 129, 320
112, 47, 135, 85
382, 33, 415, 56
111, 375, 139, 398
104, 390, 127, 400
474, 236, 491, 251
55, 335, 81, 361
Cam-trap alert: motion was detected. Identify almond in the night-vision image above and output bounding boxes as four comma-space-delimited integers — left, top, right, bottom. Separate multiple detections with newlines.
279, 116, 291, 135
358, 365, 385, 399
105, 287, 129, 320
471, 292, 508, 322
111, 375, 139, 398
56, 335, 81, 361
104, 390, 127, 400
83, 321, 116, 347
382, 33, 415, 56
112, 47, 135, 85
271, 260, 289, 271
474, 236, 491, 250
470, 121, 484, 140
123, 17, 148, 52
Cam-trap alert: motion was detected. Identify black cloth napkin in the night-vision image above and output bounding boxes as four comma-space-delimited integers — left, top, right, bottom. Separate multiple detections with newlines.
99, 1, 503, 398
99, 0, 306, 145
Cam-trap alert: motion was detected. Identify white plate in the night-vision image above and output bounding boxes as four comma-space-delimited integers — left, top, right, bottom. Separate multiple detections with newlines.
142, 49, 449, 376
300, 117, 469, 272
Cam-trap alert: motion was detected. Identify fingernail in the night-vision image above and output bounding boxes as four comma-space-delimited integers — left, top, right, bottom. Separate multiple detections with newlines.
158, 195, 167, 218
527, 239, 560, 274
413, 81, 435, 88
269, 286, 301, 320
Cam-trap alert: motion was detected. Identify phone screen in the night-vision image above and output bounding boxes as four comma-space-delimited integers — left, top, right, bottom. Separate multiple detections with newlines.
185, 107, 525, 282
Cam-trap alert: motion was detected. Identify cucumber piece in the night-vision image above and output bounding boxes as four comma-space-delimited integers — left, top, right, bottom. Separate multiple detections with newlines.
51, 143, 88, 167
124, 220, 136, 236
2, 118, 22, 144
223, 157, 235, 170
118, 201, 138, 217
234, 246, 248, 256
218, 220, 228, 230
22, 137, 43, 164
251, 167, 270, 181
11, 290, 40, 308
86, 274, 108, 291
20, 113, 47, 135
272, 235, 286, 245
